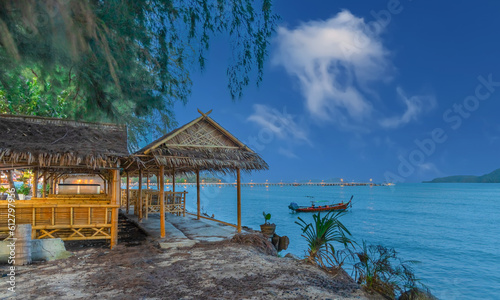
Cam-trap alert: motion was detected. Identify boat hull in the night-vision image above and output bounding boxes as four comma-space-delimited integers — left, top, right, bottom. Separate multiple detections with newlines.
289, 196, 353, 213
294, 202, 349, 212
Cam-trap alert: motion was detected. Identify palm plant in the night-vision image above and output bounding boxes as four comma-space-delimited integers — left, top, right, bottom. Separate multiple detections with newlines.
295, 211, 353, 268
354, 241, 425, 299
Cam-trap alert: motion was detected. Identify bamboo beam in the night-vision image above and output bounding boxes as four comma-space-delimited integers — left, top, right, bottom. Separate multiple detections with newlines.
126, 172, 130, 214
158, 144, 240, 149
138, 169, 143, 221
237, 168, 242, 233
0, 165, 33, 171
196, 169, 200, 220
159, 165, 165, 238
0, 204, 119, 209
186, 212, 237, 228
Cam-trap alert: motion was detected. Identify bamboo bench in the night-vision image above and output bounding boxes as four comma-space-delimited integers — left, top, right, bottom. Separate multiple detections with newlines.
0, 199, 118, 241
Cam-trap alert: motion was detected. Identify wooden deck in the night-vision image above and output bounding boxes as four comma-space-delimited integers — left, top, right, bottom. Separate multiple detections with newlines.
122, 207, 237, 249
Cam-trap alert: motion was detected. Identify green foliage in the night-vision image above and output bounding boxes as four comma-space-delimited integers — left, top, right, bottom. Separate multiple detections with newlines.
17, 183, 31, 196
0, 70, 81, 119
0, 186, 7, 194
0, 1, 279, 149
295, 211, 353, 267
262, 211, 271, 224
354, 241, 428, 299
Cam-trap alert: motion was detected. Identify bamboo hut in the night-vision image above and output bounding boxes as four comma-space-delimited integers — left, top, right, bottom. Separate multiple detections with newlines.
125, 110, 268, 237
0, 114, 128, 248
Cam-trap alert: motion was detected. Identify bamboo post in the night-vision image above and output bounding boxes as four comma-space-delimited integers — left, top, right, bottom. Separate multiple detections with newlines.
138, 169, 143, 221
50, 176, 55, 194
196, 169, 200, 220
33, 169, 38, 198
126, 172, 130, 214
237, 168, 242, 233
6, 171, 19, 200
110, 168, 120, 249
145, 192, 149, 220
146, 171, 149, 190
42, 172, 47, 198
159, 165, 165, 238
53, 174, 59, 194
103, 179, 107, 195
172, 166, 176, 193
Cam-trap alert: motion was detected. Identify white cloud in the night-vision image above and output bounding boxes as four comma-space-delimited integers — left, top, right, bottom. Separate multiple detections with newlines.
273, 10, 389, 126
273, 10, 435, 130
379, 88, 436, 129
247, 104, 311, 144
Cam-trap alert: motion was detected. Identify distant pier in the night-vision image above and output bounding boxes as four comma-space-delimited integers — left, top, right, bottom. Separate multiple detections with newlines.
129, 182, 381, 187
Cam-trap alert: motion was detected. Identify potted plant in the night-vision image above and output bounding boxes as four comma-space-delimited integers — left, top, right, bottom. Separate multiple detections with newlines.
260, 211, 276, 238
0, 186, 7, 200
17, 184, 31, 200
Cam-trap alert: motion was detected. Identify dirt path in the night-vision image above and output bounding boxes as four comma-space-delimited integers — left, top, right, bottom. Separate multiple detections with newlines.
1, 218, 367, 300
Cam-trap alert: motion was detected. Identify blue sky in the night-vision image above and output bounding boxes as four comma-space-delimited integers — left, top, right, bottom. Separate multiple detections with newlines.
172, 0, 500, 183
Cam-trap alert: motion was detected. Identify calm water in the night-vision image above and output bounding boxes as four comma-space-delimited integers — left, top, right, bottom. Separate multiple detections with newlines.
175, 183, 499, 299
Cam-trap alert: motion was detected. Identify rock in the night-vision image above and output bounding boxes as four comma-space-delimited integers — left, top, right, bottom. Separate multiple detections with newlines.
278, 236, 289, 251
272, 234, 280, 250
271, 234, 290, 252
285, 253, 301, 260
0, 238, 72, 263
32, 239, 72, 261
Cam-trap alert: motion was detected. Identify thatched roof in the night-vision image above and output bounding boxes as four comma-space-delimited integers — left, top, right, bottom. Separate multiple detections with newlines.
0, 114, 128, 170
128, 110, 268, 174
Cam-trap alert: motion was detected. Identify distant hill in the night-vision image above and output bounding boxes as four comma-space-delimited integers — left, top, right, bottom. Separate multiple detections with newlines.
423, 168, 500, 183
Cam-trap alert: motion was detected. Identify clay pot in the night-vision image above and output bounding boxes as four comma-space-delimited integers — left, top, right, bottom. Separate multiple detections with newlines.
260, 223, 276, 238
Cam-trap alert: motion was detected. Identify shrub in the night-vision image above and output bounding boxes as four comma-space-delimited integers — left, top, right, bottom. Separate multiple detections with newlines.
354, 241, 431, 299
296, 211, 353, 268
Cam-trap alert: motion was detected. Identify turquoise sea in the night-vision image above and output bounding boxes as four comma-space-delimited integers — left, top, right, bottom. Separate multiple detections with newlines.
177, 183, 499, 299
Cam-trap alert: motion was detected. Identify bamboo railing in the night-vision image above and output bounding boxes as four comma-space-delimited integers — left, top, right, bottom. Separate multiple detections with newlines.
0, 199, 119, 241
144, 191, 187, 219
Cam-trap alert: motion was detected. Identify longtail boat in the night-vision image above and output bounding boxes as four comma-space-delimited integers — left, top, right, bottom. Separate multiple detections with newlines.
288, 196, 353, 213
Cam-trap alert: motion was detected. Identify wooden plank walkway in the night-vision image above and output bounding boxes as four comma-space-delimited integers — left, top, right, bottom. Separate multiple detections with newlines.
122, 207, 237, 249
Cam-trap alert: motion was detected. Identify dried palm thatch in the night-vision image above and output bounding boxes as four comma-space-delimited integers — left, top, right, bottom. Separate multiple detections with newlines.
127, 112, 268, 174
0, 114, 128, 169
231, 233, 277, 256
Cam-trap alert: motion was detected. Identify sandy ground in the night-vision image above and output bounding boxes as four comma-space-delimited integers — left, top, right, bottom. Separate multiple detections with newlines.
0, 218, 368, 300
